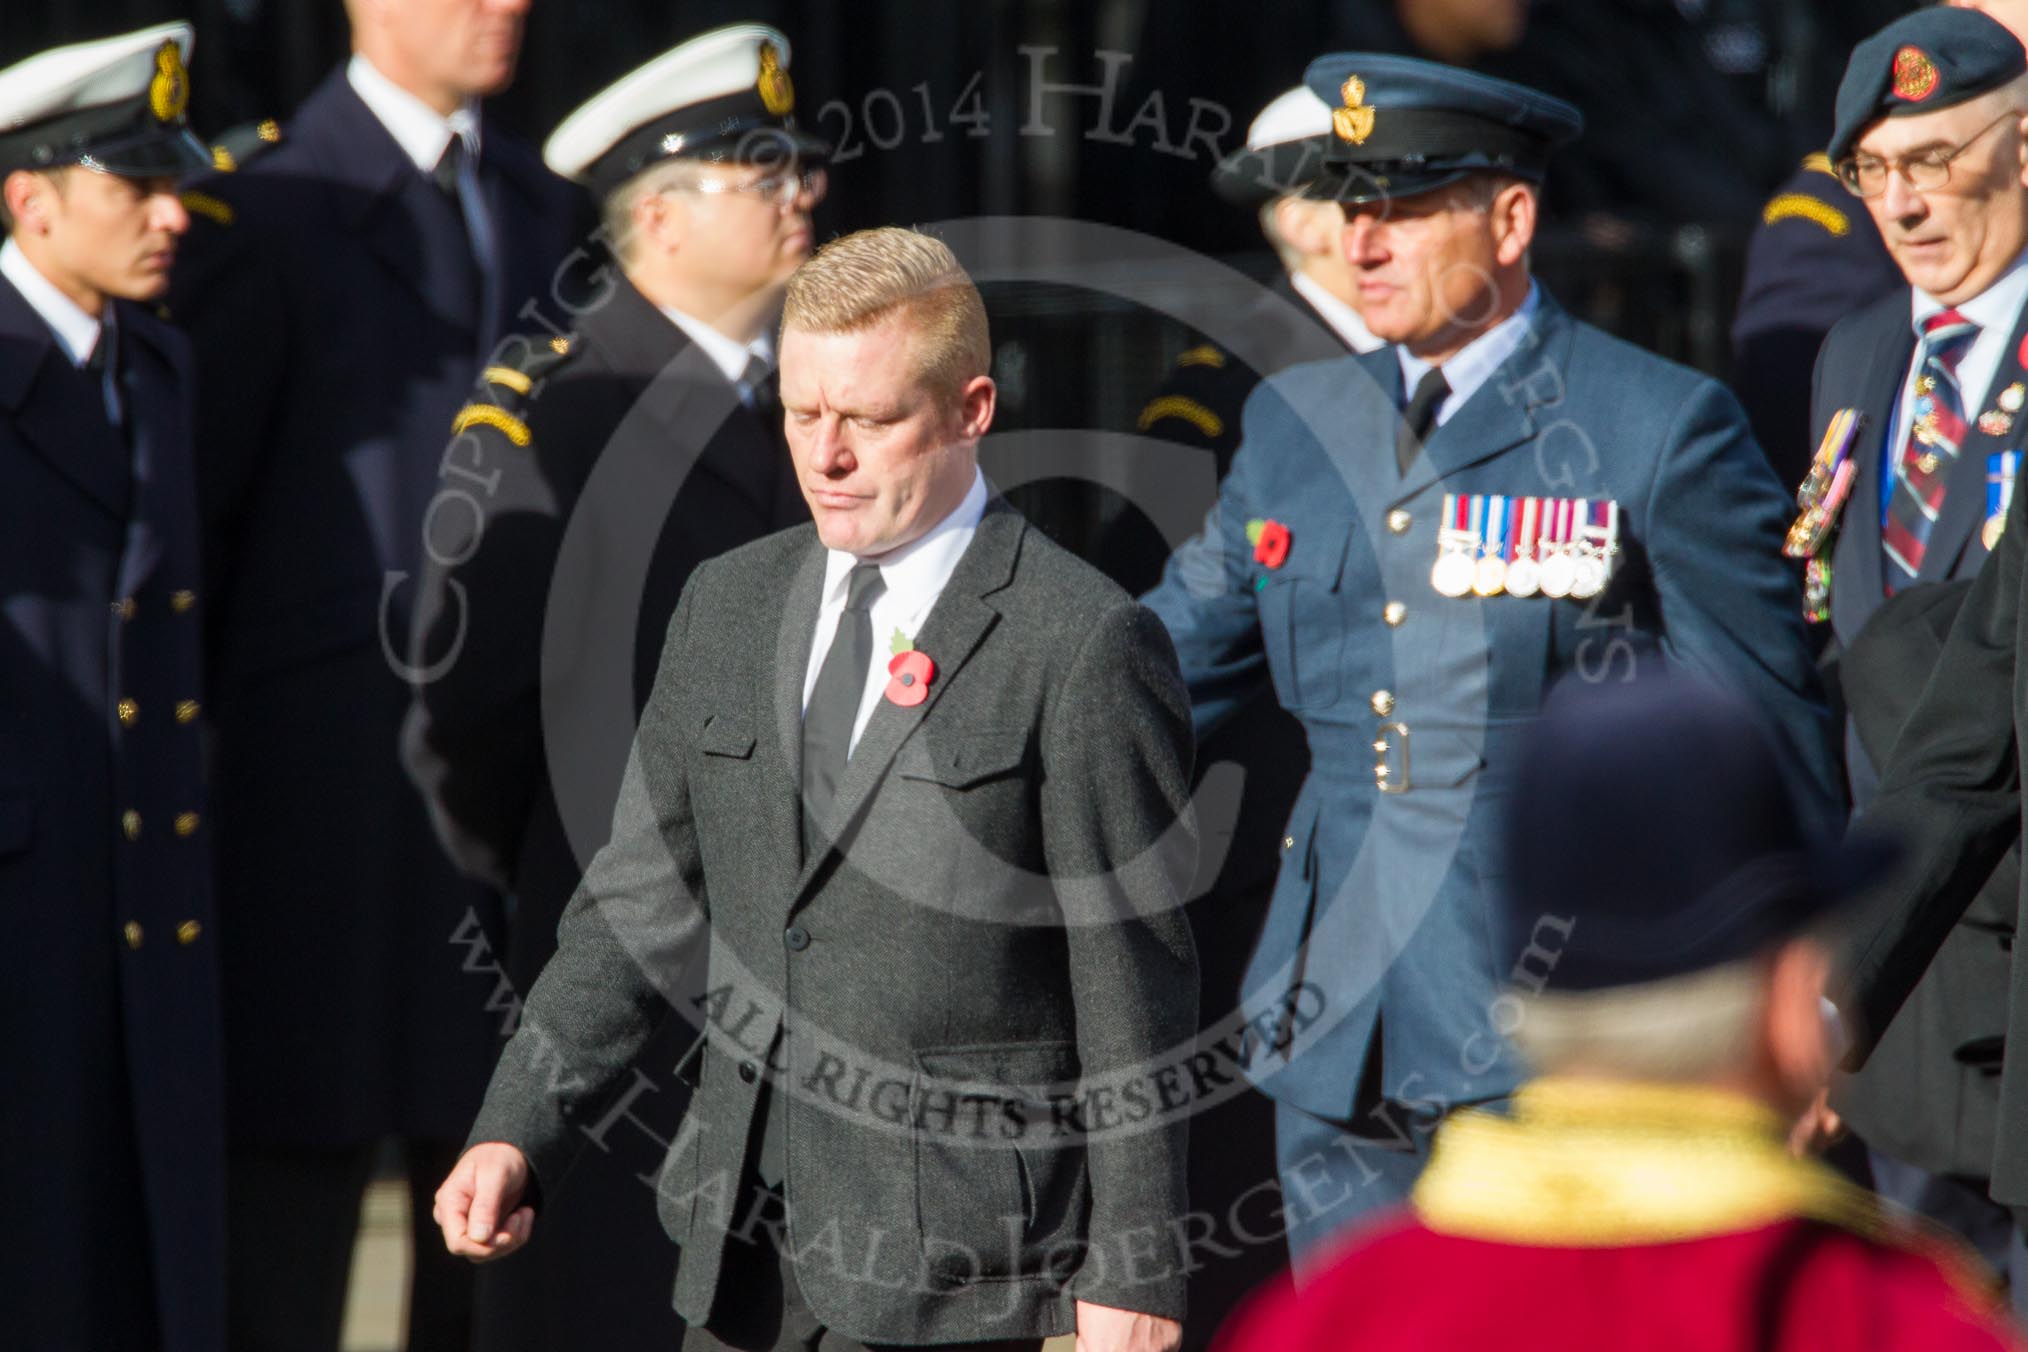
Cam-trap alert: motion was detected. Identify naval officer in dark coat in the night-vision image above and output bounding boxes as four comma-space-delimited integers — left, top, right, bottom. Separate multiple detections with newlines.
163, 0, 587, 1344
0, 24, 220, 1351
403, 24, 820, 1352
1143, 52, 1841, 1265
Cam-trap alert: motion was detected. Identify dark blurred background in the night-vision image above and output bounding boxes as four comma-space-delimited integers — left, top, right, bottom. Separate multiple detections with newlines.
7, 0, 1906, 375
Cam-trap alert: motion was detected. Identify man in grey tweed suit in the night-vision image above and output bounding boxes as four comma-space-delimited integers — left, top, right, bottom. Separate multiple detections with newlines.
433, 228, 1199, 1352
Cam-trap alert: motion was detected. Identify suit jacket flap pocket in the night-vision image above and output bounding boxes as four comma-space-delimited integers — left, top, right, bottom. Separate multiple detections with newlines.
1260, 515, 1352, 592
914, 1038, 1078, 1095
697, 715, 756, 759
896, 727, 1030, 789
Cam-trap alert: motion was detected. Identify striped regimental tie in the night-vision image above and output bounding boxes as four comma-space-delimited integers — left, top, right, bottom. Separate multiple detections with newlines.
1883, 308, 1980, 589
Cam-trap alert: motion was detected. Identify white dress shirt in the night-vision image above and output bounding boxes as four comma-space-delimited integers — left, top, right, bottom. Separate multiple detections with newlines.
800, 469, 990, 754
657, 303, 775, 399
1, 236, 102, 367
347, 54, 496, 279
1397, 282, 1542, 427
1886, 250, 2028, 495
1290, 268, 1383, 354
1, 236, 120, 422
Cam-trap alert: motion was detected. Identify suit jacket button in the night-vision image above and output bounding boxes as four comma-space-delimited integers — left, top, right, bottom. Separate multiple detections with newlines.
738, 1060, 759, 1084
785, 924, 810, 952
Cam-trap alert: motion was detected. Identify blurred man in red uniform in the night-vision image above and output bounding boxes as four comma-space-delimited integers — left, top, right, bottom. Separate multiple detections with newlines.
1219, 674, 2022, 1351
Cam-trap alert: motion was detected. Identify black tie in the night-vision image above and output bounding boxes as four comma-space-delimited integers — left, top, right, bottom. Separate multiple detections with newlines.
85, 327, 123, 431
1397, 366, 1450, 475
801, 563, 886, 852
740, 353, 777, 414
432, 134, 466, 206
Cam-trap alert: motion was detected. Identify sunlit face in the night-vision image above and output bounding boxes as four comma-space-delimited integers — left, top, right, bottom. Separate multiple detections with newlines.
1855, 95, 2028, 305
9, 168, 189, 310
383, 0, 528, 101
780, 317, 992, 557
1340, 181, 1517, 354
1953, 0, 2028, 49
666, 161, 823, 293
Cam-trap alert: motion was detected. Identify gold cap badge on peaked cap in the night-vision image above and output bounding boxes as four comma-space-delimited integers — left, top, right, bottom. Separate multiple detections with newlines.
1333, 75, 1375, 146
1893, 46, 1939, 102
758, 41, 795, 117
149, 39, 189, 123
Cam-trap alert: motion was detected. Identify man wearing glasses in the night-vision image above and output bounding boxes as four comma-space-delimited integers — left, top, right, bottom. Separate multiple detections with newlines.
402, 24, 823, 1351
1803, 4, 2028, 1296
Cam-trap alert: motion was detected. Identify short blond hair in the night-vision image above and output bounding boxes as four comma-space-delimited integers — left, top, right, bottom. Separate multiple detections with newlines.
781, 227, 990, 402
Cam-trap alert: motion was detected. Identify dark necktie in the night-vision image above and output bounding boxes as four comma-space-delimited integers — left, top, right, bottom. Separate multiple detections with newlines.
85, 327, 123, 431
1884, 309, 1980, 589
1397, 366, 1450, 475
739, 353, 777, 414
432, 134, 466, 210
801, 562, 886, 853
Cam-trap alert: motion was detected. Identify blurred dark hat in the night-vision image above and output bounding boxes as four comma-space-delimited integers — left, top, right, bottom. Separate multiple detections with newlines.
1828, 7, 2027, 164
1210, 85, 1338, 207
1299, 52, 1581, 206
544, 23, 829, 200
0, 23, 211, 179
1499, 672, 1893, 994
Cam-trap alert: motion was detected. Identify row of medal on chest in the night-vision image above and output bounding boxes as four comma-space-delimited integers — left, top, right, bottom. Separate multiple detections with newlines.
1430, 494, 1620, 600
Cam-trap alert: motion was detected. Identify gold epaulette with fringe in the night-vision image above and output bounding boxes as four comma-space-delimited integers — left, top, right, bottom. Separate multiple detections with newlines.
450, 404, 531, 446
1137, 395, 1224, 439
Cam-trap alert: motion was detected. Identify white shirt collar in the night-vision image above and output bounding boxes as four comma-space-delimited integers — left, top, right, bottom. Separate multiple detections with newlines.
657, 303, 774, 386
1289, 268, 1384, 354
1397, 282, 1542, 427
1911, 249, 2028, 339
819, 468, 989, 607
0, 236, 102, 367
347, 53, 482, 173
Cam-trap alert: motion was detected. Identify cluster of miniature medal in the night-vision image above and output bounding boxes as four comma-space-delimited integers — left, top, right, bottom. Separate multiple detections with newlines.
1431, 493, 1621, 600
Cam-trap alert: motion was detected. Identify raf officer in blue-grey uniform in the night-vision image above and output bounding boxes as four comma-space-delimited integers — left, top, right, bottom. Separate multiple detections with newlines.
162, 0, 588, 1345
1799, 5, 2028, 1295
0, 24, 221, 1351
1143, 53, 1842, 1265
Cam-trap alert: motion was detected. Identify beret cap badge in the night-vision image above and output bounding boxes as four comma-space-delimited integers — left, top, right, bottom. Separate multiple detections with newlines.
1893, 46, 1940, 102
1332, 75, 1375, 146
148, 39, 188, 123
757, 41, 795, 117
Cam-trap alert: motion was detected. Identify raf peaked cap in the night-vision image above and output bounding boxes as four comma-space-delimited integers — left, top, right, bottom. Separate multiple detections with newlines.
1829, 7, 2028, 164
1300, 52, 1581, 205
544, 23, 829, 200
1496, 672, 1891, 994
0, 22, 210, 177
1210, 85, 1339, 208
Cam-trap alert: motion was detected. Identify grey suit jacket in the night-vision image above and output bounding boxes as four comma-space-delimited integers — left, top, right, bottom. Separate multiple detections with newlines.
469, 498, 1200, 1343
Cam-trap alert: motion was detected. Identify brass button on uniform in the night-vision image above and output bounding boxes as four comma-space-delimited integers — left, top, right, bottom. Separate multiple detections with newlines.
1387, 510, 1412, 535
121, 809, 141, 840
123, 921, 143, 949
737, 1060, 759, 1084
176, 699, 200, 724
171, 589, 197, 614
175, 812, 201, 837
1282, 835, 1295, 851
1370, 690, 1396, 717
113, 597, 137, 621
1383, 601, 1407, 627
117, 697, 139, 726
176, 920, 203, 945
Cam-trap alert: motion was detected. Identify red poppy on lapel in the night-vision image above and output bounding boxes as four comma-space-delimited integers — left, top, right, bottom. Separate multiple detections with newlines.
885, 649, 935, 707
1253, 519, 1292, 569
